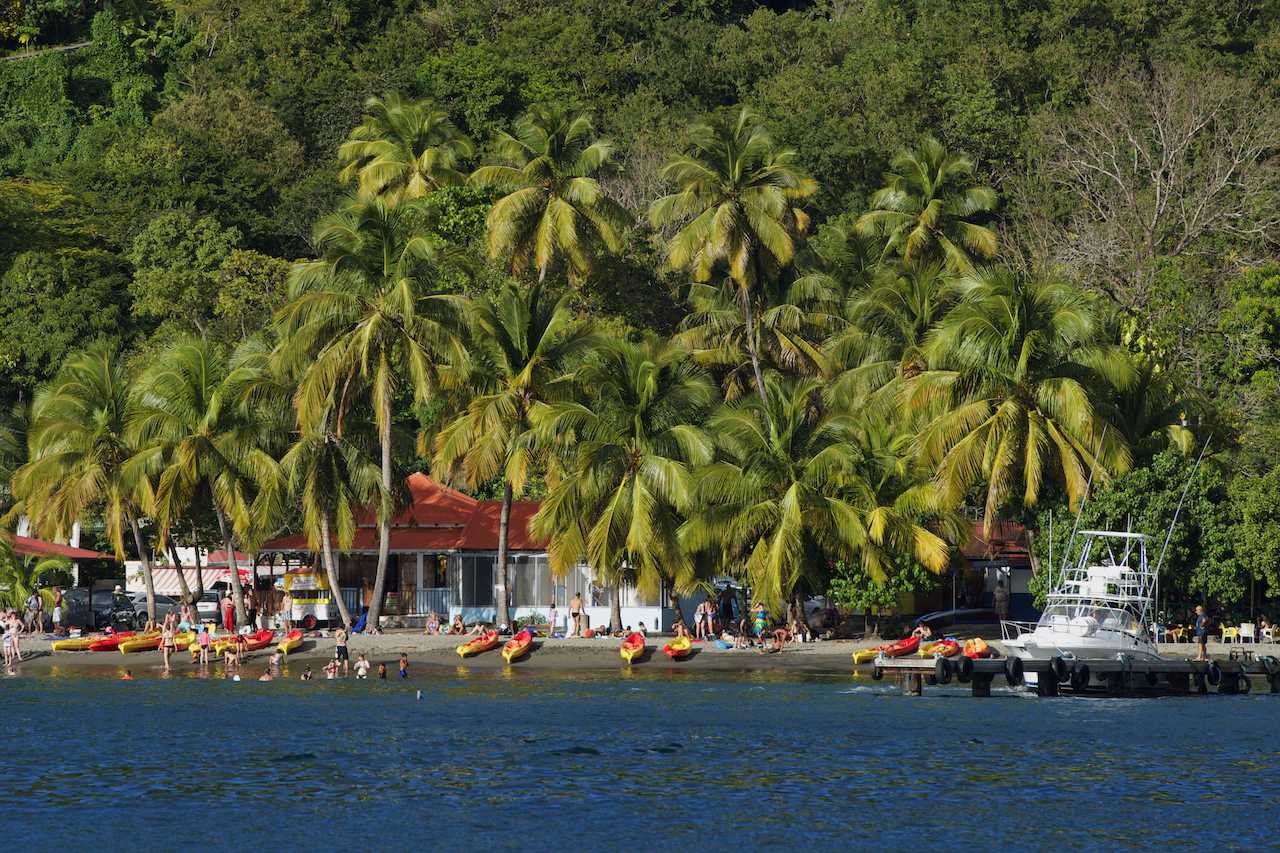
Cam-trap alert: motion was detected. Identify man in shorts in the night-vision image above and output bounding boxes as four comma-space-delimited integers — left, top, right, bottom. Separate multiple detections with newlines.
334, 626, 350, 675
1194, 604, 1209, 661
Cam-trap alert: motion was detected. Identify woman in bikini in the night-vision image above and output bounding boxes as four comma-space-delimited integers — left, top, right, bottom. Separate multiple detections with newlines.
160, 613, 177, 672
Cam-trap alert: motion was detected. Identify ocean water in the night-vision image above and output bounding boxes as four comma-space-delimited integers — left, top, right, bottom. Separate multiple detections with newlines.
1, 666, 1277, 850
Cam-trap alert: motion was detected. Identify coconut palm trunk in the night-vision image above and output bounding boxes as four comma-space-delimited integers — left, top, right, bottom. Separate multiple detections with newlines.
609, 584, 623, 634
495, 480, 512, 629
740, 288, 770, 413
213, 503, 248, 625
128, 515, 157, 623
367, 387, 393, 631
318, 510, 353, 630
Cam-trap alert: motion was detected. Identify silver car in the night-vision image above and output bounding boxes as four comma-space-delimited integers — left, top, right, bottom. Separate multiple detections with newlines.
129, 592, 180, 620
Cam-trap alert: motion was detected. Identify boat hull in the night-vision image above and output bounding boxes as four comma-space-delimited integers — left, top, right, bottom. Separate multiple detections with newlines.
277, 630, 303, 655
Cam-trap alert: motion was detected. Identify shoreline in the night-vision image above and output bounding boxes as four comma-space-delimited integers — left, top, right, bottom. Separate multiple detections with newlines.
4, 631, 1264, 679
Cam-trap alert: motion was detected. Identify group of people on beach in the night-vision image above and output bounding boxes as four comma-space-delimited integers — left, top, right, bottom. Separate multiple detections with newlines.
2, 608, 27, 667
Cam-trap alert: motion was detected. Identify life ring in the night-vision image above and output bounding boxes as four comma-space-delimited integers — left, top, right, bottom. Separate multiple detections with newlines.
1004, 656, 1024, 686
871, 666, 883, 681
1050, 656, 1069, 683
956, 655, 973, 682
934, 657, 952, 684
302, 614, 318, 631
1069, 663, 1090, 691
1206, 661, 1221, 686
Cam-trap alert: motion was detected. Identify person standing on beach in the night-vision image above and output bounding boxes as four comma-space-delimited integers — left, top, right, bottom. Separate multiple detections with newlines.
221, 591, 234, 632
1194, 604, 1209, 661
197, 625, 211, 665
570, 592, 583, 637
547, 600, 558, 638
280, 589, 293, 632
334, 626, 350, 675
23, 590, 42, 634
50, 587, 63, 636
160, 613, 176, 672
244, 585, 257, 631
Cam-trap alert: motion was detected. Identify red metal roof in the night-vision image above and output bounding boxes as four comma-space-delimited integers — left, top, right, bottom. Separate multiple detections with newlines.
456, 500, 546, 551
265, 527, 462, 553
352, 473, 479, 528
960, 520, 1030, 563
9, 535, 113, 561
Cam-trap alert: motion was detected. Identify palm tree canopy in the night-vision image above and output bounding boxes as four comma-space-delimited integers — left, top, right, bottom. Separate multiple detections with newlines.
434, 281, 600, 494
274, 196, 464, 437
907, 267, 1134, 528
676, 274, 838, 401
650, 108, 817, 292
856, 136, 997, 273
682, 376, 954, 612
469, 104, 629, 283
530, 337, 716, 598
10, 345, 140, 558
338, 93, 474, 203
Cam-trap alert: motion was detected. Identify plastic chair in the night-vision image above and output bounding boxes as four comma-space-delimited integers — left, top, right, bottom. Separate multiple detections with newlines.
1220, 623, 1240, 643
1263, 627, 1275, 643
1239, 622, 1256, 644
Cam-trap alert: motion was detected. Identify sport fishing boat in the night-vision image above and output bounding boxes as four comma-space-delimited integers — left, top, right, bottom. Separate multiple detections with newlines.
1002, 530, 1161, 679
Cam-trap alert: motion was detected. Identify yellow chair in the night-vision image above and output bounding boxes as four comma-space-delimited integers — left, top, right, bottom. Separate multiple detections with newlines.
1220, 623, 1240, 643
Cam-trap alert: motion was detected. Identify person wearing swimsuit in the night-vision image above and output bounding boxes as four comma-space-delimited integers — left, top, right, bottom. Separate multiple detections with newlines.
160, 613, 177, 672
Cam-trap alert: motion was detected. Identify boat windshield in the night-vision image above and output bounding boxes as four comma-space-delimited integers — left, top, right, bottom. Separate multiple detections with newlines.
1037, 604, 1140, 634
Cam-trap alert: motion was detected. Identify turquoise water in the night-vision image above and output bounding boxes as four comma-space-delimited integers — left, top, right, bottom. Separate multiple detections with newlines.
1, 667, 1277, 850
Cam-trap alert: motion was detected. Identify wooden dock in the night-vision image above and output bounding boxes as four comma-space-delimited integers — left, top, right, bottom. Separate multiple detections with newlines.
869, 651, 1280, 697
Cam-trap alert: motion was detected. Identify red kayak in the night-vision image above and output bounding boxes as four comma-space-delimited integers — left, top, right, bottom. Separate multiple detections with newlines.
881, 636, 920, 658
233, 630, 276, 653
88, 631, 136, 652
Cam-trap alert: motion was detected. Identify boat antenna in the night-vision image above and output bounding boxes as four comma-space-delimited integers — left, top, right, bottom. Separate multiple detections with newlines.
1059, 424, 1108, 582
1152, 437, 1212, 579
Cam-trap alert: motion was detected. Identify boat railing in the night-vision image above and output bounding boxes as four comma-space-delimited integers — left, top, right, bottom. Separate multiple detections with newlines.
1001, 620, 1038, 641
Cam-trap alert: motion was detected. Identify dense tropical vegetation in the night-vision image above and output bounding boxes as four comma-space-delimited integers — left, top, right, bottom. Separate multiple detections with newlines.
5, 1, 1280, 628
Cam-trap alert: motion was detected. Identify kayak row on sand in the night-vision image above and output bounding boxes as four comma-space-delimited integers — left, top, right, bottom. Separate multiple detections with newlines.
455, 629, 689, 664
50, 629, 305, 657
851, 636, 992, 665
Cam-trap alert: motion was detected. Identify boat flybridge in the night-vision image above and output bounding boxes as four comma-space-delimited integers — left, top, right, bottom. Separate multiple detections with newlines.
1002, 530, 1161, 665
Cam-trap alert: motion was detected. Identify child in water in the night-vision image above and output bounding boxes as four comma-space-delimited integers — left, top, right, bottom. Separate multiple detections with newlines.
354, 653, 370, 678
300, 666, 312, 681
377, 662, 387, 679
398, 653, 409, 679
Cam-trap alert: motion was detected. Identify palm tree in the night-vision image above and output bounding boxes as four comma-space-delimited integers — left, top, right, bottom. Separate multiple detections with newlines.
274, 195, 462, 630
675, 274, 838, 401
531, 338, 716, 632
338, 93, 474, 203
0, 400, 29, 514
907, 267, 1134, 531
275, 423, 382, 631
856, 136, 997, 274
9, 346, 160, 620
128, 338, 277, 624
434, 282, 599, 630
682, 376, 956, 614
0, 537, 70, 611
1107, 354, 1195, 458
650, 108, 817, 411
827, 261, 960, 405
469, 104, 629, 283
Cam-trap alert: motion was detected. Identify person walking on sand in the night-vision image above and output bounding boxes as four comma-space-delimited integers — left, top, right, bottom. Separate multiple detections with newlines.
23, 590, 42, 634
570, 592, 583, 637
1194, 604, 1209, 661
334, 626, 350, 675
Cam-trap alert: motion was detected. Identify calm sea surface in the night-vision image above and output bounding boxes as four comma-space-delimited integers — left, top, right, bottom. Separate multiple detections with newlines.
1, 665, 1277, 850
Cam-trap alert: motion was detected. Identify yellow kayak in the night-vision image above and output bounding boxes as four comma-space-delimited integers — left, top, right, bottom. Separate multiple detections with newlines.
51, 636, 98, 651
457, 630, 499, 657
919, 639, 961, 658
620, 632, 645, 664
852, 646, 883, 664
277, 630, 303, 655
115, 633, 162, 654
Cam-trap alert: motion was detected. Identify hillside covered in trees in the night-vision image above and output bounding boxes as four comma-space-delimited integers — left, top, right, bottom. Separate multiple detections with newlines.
4, 0, 1280, 623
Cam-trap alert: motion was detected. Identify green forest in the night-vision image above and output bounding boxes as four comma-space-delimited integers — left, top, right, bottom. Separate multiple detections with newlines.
3, 0, 1280, 628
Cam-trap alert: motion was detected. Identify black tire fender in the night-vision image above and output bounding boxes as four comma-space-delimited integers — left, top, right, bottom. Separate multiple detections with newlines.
1051, 656, 1069, 682
934, 657, 952, 684
1070, 663, 1090, 691
1207, 661, 1221, 686
1004, 656, 1024, 686
956, 655, 974, 682
1237, 673, 1251, 694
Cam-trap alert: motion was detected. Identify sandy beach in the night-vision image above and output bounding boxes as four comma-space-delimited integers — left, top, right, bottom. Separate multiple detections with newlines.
6, 631, 1271, 678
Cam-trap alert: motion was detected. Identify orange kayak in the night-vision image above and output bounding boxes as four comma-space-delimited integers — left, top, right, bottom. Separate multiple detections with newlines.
919, 639, 961, 658
457, 630, 499, 658
963, 638, 991, 659
236, 630, 276, 652
662, 635, 692, 659
620, 632, 645, 664
502, 629, 533, 663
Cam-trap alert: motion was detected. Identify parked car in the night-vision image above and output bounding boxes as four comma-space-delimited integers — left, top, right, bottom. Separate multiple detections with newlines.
87, 584, 143, 631
196, 590, 223, 624
914, 608, 1002, 639
129, 592, 179, 621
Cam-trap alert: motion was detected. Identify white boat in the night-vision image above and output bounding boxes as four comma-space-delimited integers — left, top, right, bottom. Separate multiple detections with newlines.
1002, 530, 1161, 682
